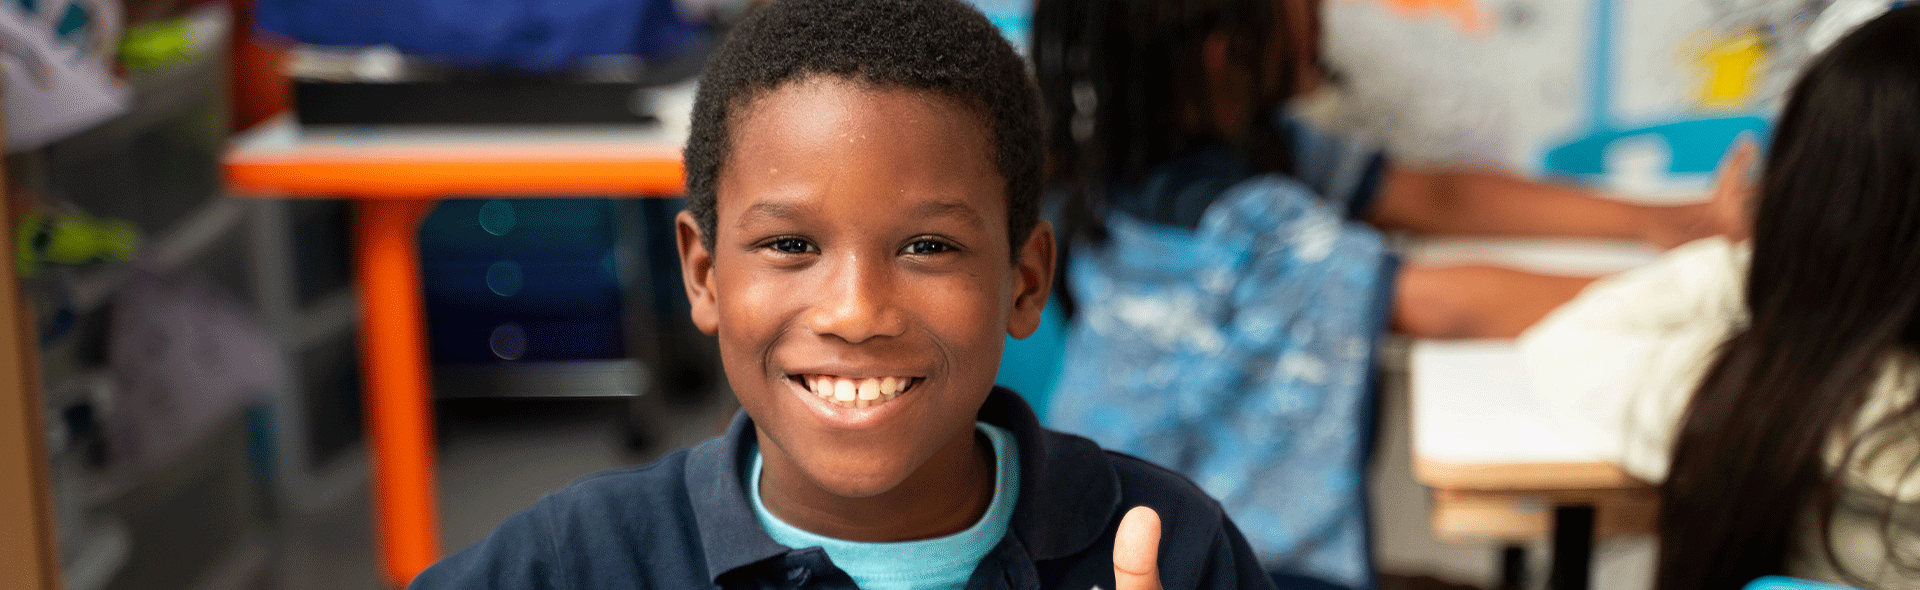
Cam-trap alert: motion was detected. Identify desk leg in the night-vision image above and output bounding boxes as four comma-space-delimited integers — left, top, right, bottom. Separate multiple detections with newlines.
1500, 545, 1527, 590
355, 199, 440, 587
1547, 505, 1595, 590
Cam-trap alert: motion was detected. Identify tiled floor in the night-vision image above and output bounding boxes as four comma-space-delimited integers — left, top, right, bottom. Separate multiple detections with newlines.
272, 391, 738, 590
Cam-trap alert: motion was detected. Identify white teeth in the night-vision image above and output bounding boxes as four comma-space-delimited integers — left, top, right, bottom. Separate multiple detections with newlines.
802, 375, 914, 408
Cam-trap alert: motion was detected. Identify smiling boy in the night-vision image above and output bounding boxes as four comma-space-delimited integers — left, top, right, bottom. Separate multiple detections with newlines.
407, 0, 1272, 588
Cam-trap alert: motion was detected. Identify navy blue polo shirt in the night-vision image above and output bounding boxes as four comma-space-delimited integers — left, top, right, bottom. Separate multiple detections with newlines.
409, 387, 1277, 590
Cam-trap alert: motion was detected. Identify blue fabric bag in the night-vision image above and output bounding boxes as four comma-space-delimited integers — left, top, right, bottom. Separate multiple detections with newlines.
1048, 175, 1394, 589
255, 0, 702, 71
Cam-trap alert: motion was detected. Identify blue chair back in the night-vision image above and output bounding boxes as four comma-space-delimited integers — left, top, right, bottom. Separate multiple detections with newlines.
1745, 576, 1860, 590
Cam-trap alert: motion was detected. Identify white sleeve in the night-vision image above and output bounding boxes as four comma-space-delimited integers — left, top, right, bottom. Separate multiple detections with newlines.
1516, 237, 1750, 484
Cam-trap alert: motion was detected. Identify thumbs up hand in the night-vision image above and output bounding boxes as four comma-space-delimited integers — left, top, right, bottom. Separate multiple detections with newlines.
1113, 506, 1163, 590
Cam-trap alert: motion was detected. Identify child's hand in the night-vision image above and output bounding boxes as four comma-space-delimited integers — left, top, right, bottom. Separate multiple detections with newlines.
1708, 139, 1759, 243
1113, 506, 1162, 590
1641, 138, 1760, 248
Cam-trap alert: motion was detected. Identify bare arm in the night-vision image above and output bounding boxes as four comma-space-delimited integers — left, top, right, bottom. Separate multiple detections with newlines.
1380, 142, 1760, 339
1370, 166, 1727, 249
1392, 264, 1599, 339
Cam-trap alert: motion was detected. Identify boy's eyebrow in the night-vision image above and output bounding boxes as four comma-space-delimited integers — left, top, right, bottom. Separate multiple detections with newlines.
739, 200, 815, 224
738, 199, 988, 228
911, 200, 987, 228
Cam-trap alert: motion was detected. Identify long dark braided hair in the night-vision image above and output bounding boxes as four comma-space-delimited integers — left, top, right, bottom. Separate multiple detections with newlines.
1031, 0, 1304, 318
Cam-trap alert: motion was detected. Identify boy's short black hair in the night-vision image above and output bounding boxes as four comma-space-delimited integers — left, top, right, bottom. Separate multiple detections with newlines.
683, 0, 1043, 259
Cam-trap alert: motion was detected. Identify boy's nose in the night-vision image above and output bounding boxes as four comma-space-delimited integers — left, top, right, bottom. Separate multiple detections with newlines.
803, 254, 907, 343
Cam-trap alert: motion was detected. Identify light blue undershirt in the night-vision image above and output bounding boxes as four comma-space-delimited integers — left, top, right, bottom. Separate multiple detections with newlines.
749, 422, 1019, 590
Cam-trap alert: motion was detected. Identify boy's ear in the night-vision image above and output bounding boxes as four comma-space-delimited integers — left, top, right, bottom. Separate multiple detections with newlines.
1007, 221, 1056, 339
675, 210, 721, 335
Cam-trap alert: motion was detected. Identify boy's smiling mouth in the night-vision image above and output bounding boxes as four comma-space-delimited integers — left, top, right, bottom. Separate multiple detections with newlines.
794, 374, 921, 409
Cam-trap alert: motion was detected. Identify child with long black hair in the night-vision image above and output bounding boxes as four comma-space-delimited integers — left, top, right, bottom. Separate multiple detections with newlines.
1521, 5, 1920, 588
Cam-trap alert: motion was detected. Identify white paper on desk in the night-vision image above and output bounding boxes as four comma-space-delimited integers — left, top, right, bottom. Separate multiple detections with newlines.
1409, 339, 1619, 465
1, 0, 129, 152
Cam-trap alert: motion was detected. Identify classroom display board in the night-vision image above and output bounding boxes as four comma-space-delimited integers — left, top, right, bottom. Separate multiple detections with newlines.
1321, 0, 1829, 196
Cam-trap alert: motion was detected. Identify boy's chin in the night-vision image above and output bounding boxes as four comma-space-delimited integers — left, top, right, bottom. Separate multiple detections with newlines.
793, 455, 921, 499
812, 477, 904, 500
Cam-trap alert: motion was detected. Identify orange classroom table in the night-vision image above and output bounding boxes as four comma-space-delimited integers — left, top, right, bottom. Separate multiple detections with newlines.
224, 106, 691, 587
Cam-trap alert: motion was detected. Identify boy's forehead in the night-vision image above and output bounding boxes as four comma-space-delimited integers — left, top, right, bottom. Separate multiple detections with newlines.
715, 76, 1006, 210
727, 75, 993, 151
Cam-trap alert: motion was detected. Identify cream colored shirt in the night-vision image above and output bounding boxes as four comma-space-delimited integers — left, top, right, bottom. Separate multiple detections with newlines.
1518, 236, 1920, 587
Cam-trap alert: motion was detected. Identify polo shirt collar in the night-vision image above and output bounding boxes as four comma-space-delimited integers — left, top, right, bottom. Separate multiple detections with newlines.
684, 387, 1123, 583
982, 387, 1122, 561
686, 411, 789, 583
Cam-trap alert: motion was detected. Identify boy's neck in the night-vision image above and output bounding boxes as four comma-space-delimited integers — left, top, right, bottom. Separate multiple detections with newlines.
756, 428, 996, 543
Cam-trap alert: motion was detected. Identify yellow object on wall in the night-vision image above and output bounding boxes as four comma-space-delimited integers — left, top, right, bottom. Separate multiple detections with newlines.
1697, 31, 1767, 109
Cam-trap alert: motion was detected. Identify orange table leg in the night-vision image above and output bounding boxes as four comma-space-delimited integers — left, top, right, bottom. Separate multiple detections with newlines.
354, 199, 441, 587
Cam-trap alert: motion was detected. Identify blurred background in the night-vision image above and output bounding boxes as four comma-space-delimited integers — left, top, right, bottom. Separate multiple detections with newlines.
0, 0, 1826, 589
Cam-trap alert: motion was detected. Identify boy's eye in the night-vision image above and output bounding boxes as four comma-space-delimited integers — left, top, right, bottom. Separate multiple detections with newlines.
769, 237, 816, 254
902, 239, 955, 256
